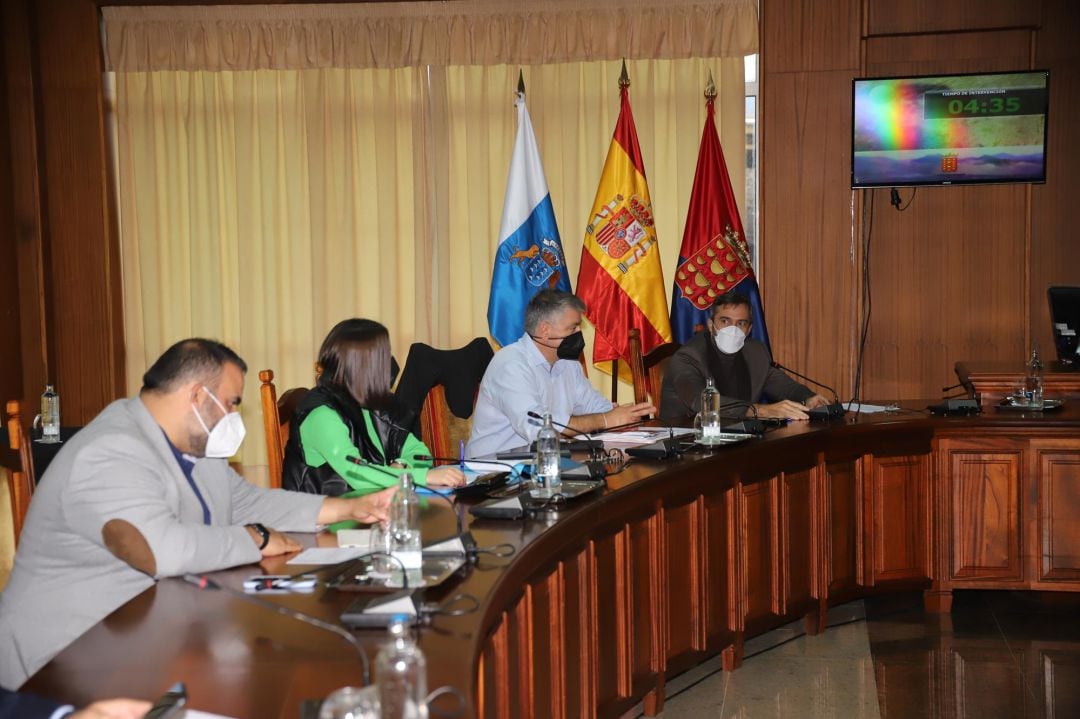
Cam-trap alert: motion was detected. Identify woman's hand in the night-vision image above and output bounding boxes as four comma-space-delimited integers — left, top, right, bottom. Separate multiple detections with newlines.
426, 466, 467, 488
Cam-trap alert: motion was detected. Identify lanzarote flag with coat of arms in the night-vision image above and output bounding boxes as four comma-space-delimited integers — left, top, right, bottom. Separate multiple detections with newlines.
576, 67, 672, 381
487, 81, 572, 347
670, 78, 771, 351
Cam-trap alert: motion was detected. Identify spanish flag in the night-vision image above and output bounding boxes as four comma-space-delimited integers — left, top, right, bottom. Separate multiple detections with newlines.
576, 66, 672, 382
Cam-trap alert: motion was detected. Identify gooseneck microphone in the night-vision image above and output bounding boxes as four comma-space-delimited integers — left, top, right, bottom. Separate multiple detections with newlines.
182, 573, 372, 685
411, 455, 518, 473
525, 411, 605, 455
770, 361, 846, 420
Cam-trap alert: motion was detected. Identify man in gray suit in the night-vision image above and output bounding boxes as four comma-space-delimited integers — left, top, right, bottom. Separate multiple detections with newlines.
0, 339, 394, 688
660, 292, 828, 421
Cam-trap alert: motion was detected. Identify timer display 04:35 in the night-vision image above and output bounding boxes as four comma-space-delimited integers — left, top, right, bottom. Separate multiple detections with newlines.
923, 87, 1046, 119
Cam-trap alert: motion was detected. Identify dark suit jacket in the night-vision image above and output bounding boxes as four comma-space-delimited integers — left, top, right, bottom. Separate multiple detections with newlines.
659, 332, 814, 421
0, 686, 68, 719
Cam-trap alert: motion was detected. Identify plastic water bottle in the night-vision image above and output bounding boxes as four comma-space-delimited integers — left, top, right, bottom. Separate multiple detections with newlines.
375, 616, 428, 719
533, 412, 561, 497
695, 378, 722, 442
40, 384, 61, 443
389, 472, 423, 586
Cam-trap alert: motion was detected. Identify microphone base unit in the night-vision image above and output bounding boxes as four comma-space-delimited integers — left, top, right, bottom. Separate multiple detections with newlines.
928, 398, 981, 416
807, 403, 847, 421
625, 436, 683, 460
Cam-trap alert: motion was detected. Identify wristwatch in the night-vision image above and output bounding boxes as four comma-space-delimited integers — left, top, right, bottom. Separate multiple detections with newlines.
246, 522, 270, 550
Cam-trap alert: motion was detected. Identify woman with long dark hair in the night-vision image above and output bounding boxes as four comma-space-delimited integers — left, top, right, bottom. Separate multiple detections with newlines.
282, 319, 465, 495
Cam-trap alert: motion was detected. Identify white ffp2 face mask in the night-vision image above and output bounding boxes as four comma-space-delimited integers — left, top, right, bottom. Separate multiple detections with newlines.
714, 325, 747, 355
191, 386, 247, 458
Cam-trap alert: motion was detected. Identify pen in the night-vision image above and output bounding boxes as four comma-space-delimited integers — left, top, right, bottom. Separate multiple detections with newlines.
459, 439, 466, 471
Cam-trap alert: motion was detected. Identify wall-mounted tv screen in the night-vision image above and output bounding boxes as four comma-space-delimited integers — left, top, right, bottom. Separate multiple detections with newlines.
852, 70, 1049, 188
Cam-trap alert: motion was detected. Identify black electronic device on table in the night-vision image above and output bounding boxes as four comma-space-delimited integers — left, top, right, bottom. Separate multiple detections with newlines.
340, 591, 420, 628
469, 479, 605, 519
453, 471, 511, 499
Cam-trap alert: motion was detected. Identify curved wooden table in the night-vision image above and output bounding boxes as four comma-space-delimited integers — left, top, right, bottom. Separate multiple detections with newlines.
25, 404, 1080, 718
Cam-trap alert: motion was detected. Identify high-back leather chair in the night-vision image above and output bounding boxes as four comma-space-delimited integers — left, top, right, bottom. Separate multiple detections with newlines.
258, 370, 309, 489
3, 400, 36, 547
627, 328, 682, 413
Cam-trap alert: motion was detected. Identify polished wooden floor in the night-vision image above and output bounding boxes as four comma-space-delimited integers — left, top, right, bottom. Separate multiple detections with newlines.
643, 591, 1080, 718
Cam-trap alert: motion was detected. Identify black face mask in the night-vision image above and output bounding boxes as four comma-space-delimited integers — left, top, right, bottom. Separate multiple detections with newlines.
554, 331, 586, 360
530, 330, 586, 360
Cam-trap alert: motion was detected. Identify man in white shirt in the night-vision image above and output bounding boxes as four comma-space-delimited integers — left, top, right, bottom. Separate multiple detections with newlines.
467, 290, 655, 457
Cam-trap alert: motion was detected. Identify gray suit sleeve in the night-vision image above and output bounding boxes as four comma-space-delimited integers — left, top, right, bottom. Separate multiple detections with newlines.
227, 469, 324, 531
64, 443, 263, 578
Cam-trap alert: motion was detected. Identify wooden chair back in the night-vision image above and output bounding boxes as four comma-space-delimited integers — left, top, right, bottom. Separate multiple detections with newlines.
3, 400, 36, 547
627, 328, 682, 411
258, 370, 309, 489
419, 384, 476, 461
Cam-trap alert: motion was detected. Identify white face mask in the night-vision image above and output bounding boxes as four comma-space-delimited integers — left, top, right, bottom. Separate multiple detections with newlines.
714, 325, 747, 355
191, 385, 246, 458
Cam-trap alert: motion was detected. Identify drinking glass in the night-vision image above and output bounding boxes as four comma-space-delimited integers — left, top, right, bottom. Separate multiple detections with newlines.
369, 522, 394, 577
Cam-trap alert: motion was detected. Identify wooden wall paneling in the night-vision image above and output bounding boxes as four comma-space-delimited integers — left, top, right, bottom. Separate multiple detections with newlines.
703, 490, 735, 651
1031, 1, 1080, 358
507, 589, 535, 718
864, 30, 1034, 72
739, 477, 781, 633
761, 0, 861, 74
758, 69, 860, 400
33, 0, 124, 423
780, 469, 814, 618
663, 499, 705, 672
0, 24, 19, 405
591, 531, 630, 710
945, 441, 1023, 582
866, 0, 1040, 36
859, 31, 1036, 399
479, 616, 511, 719
628, 513, 661, 697
529, 569, 564, 719
721, 484, 743, 670
824, 458, 862, 599
867, 454, 931, 583
1, 0, 47, 408
1032, 439, 1080, 582
561, 550, 595, 719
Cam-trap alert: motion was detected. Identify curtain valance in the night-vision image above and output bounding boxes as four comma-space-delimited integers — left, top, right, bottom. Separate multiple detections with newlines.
102, 0, 758, 72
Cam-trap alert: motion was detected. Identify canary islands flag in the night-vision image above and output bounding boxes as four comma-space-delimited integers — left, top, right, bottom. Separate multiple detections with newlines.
487, 90, 571, 347
670, 84, 771, 351
576, 71, 672, 381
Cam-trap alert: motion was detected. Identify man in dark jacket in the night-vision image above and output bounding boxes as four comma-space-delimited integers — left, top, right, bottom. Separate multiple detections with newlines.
660, 292, 828, 421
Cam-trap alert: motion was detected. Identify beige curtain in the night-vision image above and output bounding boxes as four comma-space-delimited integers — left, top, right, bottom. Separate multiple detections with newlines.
106, 5, 751, 477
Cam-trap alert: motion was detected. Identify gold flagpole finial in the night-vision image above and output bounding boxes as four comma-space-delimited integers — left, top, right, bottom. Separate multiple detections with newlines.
517, 69, 526, 96
619, 59, 630, 89
705, 70, 717, 101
